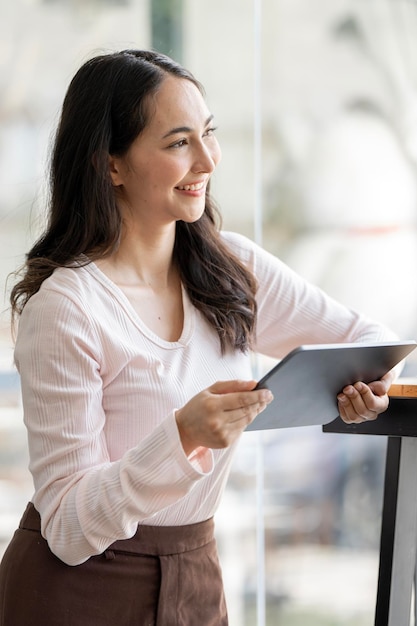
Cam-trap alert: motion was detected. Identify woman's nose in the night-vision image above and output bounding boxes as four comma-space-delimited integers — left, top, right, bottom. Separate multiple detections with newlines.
192, 141, 220, 174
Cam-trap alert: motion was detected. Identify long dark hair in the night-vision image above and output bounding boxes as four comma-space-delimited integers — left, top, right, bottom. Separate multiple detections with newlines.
10, 49, 257, 353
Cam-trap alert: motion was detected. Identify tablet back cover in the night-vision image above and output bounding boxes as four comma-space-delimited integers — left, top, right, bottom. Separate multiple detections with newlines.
246, 341, 416, 431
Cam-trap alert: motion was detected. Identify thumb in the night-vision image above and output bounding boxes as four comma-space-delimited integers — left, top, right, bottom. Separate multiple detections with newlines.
368, 379, 389, 397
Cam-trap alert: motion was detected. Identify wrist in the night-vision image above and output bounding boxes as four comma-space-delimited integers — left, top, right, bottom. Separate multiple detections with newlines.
175, 409, 197, 456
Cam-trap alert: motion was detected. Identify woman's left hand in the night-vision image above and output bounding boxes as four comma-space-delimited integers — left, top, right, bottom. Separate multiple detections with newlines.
337, 370, 395, 424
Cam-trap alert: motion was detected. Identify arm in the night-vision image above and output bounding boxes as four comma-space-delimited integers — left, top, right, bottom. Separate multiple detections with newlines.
221, 232, 398, 351
222, 232, 401, 424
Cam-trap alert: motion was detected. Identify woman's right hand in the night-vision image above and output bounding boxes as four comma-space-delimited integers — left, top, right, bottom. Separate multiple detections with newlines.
175, 380, 273, 455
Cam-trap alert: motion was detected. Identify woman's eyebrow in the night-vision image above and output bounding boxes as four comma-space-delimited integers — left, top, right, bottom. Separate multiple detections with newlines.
162, 115, 214, 139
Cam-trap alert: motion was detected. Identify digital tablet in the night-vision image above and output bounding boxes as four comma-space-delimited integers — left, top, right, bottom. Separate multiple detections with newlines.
246, 341, 416, 431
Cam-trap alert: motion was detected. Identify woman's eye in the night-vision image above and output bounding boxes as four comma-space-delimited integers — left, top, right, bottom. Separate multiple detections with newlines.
168, 127, 217, 148
169, 138, 187, 149
204, 126, 217, 137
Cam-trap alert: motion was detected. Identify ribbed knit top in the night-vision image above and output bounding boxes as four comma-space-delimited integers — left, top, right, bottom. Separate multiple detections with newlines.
14, 232, 396, 564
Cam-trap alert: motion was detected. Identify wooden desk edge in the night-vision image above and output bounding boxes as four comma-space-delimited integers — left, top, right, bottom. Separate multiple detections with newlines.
389, 378, 417, 398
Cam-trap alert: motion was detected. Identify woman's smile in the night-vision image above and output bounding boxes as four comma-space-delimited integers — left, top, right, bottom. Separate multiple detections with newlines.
175, 180, 207, 195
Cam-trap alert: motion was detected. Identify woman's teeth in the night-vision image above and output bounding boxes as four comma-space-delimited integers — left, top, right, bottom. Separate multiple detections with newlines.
176, 182, 204, 191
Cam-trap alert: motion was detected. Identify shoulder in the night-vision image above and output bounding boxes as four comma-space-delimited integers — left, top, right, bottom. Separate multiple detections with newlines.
220, 230, 255, 252
26, 262, 106, 308
41, 263, 96, 297
220, 231, 283, 275
15, 264, 105, 365
220, 231, 260, 263
18, 263, 102, 329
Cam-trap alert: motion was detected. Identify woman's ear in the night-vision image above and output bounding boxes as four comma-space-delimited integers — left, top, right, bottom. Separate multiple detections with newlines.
108, 155, 124, 187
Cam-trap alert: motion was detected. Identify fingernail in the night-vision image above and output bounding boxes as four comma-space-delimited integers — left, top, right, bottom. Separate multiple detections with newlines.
262, 390, 273, 403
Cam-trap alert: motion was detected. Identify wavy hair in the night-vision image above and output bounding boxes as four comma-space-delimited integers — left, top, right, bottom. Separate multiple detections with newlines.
10, 49, 257, 352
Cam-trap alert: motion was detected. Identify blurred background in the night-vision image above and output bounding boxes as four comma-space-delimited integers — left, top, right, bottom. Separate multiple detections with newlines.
1, 0, 417, 624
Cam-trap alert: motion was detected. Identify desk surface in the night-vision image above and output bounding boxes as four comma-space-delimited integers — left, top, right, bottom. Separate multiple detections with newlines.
389, 378, 417, 398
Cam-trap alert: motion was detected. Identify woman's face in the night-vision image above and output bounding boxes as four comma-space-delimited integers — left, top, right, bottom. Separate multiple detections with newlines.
109, 75, 221, 229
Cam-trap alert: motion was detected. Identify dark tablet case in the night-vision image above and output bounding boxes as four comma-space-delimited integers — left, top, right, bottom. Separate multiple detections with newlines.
246, 341, 416, 431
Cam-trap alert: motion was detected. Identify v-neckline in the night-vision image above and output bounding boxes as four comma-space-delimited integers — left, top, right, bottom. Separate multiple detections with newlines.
84, 261, 194, 349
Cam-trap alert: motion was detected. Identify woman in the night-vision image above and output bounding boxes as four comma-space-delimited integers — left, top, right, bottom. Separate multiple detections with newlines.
0, 50, 396, 625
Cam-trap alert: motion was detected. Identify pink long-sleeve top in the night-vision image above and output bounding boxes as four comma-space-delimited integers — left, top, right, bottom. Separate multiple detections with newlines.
14, 232, 397, 565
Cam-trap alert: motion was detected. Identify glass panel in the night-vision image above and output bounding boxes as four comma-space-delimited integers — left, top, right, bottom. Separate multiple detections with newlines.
184, 1, 417, 624
151, 0, 184, 61
0, 0, 150, 562
2, 2, 417, 625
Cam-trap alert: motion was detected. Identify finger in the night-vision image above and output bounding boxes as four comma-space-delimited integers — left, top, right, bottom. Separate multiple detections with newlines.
338, 382, 384, 423
209, 379, 258, 395
337, 397, 375, 424
349, 382, 375, 409
353, 381, 389, 414
224, 389, 273, 423
226, 401, 269, 427
338, 399, 358, 424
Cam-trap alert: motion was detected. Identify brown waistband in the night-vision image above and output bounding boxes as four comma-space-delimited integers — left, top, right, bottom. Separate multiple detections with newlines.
19, 502, 215, 557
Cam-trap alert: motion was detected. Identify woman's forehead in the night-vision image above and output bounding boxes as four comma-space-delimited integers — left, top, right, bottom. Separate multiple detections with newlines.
144, 76, 211, 136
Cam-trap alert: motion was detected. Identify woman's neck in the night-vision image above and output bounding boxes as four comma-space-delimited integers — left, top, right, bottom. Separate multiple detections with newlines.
99, 222, 177, 289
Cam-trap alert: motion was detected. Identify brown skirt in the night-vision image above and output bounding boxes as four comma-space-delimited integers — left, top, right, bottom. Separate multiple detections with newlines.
0, 502, 228, 626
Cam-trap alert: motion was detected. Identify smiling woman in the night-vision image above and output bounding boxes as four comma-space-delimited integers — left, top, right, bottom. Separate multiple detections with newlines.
0, 49, 400, 626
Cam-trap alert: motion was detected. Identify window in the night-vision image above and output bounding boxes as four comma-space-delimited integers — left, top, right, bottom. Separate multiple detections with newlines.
151, 0, 184, 62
